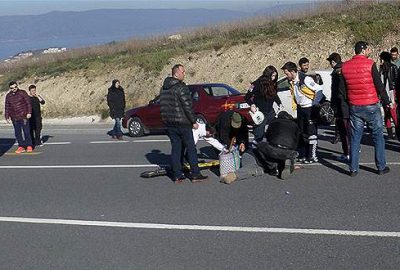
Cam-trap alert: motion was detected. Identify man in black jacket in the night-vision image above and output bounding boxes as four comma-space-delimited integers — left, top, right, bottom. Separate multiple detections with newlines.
160, 64, 207, 183
327, 53, 350, 161
255, 111, 300, 180
28, 85, 45, 146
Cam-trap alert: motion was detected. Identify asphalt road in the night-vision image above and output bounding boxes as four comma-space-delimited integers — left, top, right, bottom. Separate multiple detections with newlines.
0, 124, 399, 270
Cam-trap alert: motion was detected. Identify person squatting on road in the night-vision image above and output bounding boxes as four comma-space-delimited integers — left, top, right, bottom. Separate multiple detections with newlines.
28, 84, 45, 147
160, 64, 208, 183
379, 51, 398, 140
107, 79, 126, 140
341, 41, 391, 177
281, 62, 323, 164
245, 65, 281, 148
4, 81, 33, 154
192, 110, 249, 154
214, 110, 249, 154
254, 111, 300, 180
327, 53, 350, 162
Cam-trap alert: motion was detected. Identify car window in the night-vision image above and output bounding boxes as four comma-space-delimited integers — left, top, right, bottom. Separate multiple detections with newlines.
203, 87, 211, 95
277, 78, 290, 92
192, 90, 199, 101
211, 86, 230, 97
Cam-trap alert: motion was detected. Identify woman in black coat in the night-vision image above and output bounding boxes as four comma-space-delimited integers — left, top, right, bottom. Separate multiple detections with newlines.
107, 79, 126, 139
379, 51, 398, 139
245, 65, 281, 148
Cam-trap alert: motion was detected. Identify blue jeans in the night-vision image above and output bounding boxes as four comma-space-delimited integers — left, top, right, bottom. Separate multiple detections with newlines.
349, 104, 386, 172
112, 118, 123, 137
167, 126, 200, 178
12, 119, 32, 147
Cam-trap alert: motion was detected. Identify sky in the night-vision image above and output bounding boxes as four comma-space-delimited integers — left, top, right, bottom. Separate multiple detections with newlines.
0, 0, 337, 16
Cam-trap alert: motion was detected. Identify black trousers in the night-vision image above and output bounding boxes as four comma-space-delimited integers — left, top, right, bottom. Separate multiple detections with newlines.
297, 106, 318, 159
29, 117, 43, 146
255, 142, 297, 173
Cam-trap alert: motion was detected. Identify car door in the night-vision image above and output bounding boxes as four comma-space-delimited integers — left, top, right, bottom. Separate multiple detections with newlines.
142, 95, 164, 129
201, 85, 233, 124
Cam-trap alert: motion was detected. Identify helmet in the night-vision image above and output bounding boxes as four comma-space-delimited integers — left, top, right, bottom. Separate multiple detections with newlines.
249, 107, 265, 125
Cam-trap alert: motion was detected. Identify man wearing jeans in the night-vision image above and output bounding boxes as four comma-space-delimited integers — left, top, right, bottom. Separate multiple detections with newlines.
4, 81, 33, 154
160, 64, 208, 183
342, 41, 392, 177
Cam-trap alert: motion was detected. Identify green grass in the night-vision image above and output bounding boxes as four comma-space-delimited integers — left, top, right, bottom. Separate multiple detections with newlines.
1, 2, 400, 91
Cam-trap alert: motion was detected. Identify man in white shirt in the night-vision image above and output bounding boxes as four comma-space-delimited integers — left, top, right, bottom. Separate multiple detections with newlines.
281, 62, 322, 163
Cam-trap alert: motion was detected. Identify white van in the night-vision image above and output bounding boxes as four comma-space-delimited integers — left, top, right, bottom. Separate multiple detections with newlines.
274, 70, 334, 125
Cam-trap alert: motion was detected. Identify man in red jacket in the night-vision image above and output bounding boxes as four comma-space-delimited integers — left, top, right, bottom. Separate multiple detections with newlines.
4, 81, 33, 154
342, 41, 391, 177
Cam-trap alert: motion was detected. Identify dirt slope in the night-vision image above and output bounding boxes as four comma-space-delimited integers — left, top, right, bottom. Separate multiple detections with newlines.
0, 30, 398, 119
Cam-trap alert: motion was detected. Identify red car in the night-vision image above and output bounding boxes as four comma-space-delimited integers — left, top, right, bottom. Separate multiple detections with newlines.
122, 83, 253, 137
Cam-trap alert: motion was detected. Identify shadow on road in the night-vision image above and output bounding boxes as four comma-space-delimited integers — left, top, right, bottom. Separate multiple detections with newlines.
145, 149, 170, 166
0, 138, 16, 157
41, 135, 53, 143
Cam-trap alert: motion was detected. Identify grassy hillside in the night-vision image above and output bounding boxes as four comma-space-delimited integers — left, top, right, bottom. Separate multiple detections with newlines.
0, 1, 399, 118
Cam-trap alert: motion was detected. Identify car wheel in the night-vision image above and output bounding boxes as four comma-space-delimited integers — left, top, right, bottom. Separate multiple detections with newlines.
128, 117, 145, 137
319, 102, 335, 125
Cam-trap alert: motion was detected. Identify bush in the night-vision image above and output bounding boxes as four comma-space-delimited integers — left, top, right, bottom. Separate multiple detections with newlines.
100, 109, 110, 120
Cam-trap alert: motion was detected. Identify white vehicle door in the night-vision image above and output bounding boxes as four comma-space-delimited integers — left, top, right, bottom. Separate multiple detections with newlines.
274, 77, 297, 118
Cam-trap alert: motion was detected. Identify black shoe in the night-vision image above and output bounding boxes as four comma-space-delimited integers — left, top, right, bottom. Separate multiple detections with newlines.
191, 174, 208, 183
349, 171, 358, 177
377, 167, 390, 175
268, 168, 279, 176
331, 135, 340, 144
174, 175, 186, 184
280, 160, 291, 180
303, 158, 318, 164
297, 157, 306, 163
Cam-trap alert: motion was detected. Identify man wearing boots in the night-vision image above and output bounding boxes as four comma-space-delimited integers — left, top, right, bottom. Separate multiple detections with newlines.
281, 62, 322, 164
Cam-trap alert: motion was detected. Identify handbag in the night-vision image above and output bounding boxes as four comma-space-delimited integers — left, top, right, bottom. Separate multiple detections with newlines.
219, 147, 240, 177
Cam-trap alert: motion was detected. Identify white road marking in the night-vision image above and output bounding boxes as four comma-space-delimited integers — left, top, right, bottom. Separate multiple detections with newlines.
0, 164, 161, 169
0, 162, 399, 170
133, 139, 170, 143
90, 141, 129, 144
133, 137, 254, 142
43, 142, 71, 145
300, 162, 400, 166
0, 216, 398, 238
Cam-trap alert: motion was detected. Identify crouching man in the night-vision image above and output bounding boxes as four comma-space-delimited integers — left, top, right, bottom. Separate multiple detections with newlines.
255, 111, 300, 180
